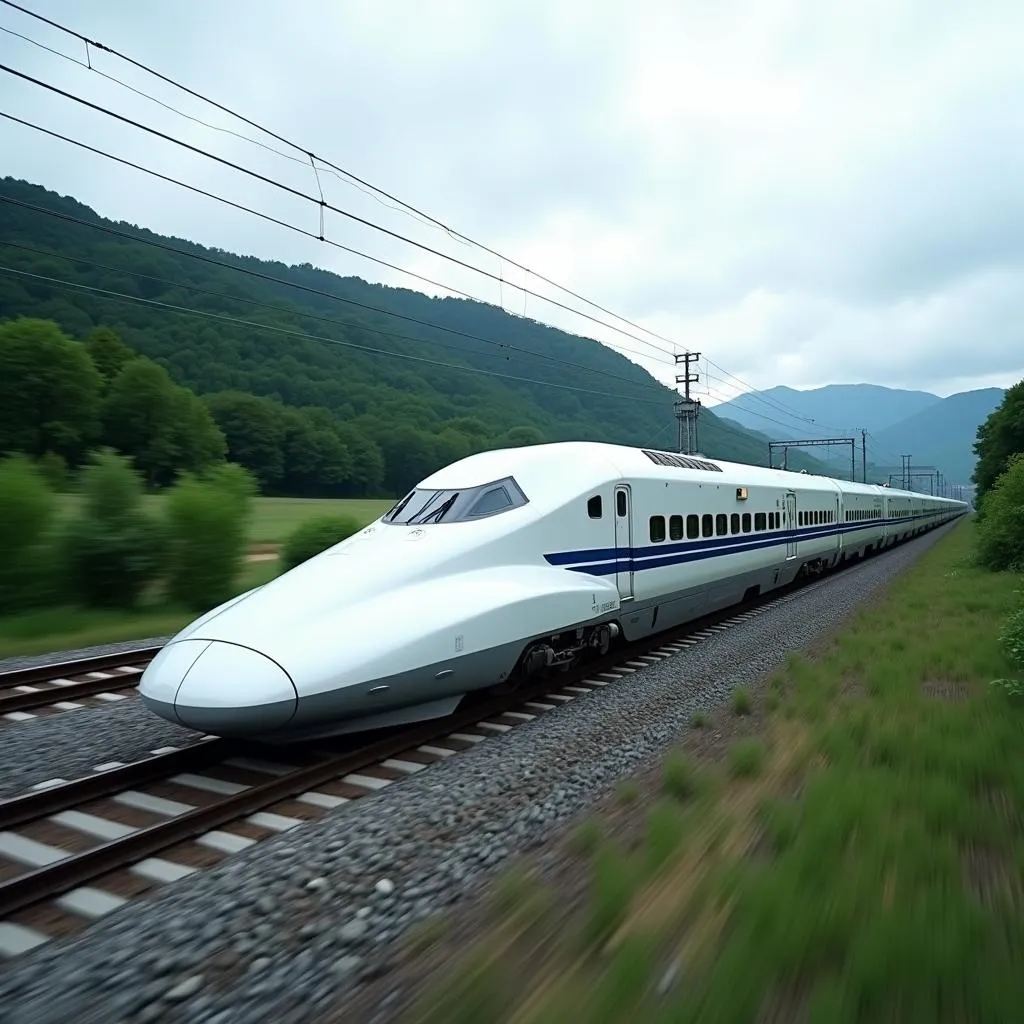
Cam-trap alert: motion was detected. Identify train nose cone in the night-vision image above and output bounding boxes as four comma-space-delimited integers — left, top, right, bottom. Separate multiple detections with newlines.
139, 639, 297, 736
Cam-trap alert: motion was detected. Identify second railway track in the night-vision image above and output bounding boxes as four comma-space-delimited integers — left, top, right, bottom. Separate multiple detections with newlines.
0, 647, 161, 722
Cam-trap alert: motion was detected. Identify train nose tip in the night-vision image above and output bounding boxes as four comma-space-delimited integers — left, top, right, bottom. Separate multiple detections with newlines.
139, 639, 298, 735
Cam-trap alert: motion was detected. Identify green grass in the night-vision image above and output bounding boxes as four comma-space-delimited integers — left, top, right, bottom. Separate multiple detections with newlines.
0, 560, 279, 659
404, 521, 1024, 1024
0, 496, 393, 659
52, 494, 393, 547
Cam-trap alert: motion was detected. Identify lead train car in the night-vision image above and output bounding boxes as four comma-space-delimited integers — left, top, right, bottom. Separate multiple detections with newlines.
138, 442, 967, 740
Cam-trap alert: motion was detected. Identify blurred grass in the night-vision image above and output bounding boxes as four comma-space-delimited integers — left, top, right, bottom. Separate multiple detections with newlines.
0, 496, 393, 658
405, 521, 1024, 1023
0, 560, 279, 659
52, 494, 393, 547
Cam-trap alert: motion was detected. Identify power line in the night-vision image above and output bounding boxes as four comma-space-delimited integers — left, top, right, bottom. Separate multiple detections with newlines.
0, 193, 673, 384
0, 236, 664, 396
0, 59, 680, 362
0, 109, 678, 379
0, 0, 687, 358
0, 264, 674, 407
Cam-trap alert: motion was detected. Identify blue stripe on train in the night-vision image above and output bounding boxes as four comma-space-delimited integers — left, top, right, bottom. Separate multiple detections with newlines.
544, 508, 958, 576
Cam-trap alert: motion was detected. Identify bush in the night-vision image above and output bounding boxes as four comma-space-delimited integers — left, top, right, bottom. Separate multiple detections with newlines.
35, 452, 69, 492
164, 464, 254, 611
60, 450, 167, 609
0, 455, 57, 611
1000, 605, 1024, 673
977, 453, 1024, 572
281, 514, 362, 571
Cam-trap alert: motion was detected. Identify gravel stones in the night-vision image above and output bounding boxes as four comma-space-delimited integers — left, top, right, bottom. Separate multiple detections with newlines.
0, 635, 171, 675
0, 695, 203, 800
0, 528, 954, 1023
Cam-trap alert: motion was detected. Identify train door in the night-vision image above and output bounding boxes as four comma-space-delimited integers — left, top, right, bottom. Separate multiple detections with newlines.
785, 492, 797, 559
614, 484, 634, 601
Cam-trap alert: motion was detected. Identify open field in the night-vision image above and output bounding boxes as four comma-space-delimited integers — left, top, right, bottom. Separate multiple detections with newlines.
52, 494, 395, 547
398, 522, 1024, 1023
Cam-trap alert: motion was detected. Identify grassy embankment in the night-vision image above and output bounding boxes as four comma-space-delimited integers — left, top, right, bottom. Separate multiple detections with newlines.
406, 521, 1024, 1023
0, 496, 393, 659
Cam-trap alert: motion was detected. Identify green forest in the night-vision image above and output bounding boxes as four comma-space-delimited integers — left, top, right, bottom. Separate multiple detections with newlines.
0, 176, 832, 497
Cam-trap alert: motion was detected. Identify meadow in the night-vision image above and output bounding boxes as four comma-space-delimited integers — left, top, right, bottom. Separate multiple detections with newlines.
0, 496, 393, 659
406, 521, 1024, 1023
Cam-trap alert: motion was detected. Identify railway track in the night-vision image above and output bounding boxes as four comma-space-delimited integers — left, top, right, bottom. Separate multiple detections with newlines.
0, 567, 843, 962
0, 647, 161, 723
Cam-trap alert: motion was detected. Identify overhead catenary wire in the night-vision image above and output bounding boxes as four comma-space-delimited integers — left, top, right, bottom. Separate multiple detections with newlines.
0, 193, 675, 383
0, 60, 682, 363
0, 236, 667, 396
0, 109, 679, 378
0, 264, 676, 407
0, 0, 689, 358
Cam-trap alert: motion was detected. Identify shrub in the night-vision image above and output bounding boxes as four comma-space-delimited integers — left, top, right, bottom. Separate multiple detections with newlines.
0, 455, 57, 611
35, 452, 69, 492
976, 454, 1024, 572
662, 750, 699, 800
729, 738, 766, 778
164, 464, 253, 612
732, 686, 752, 715
60, 450, 167, 609
999, 605, 1024, 673
281, 514, 362, 571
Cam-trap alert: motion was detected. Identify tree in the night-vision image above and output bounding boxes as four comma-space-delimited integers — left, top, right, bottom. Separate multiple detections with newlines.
0, 455, 57, 611
0, 316, 101, 463
206, 390, 286, 491
976, 453, 1024, 571
974, 380, 1024, 504
103, 358, 226, 487
165, 463, 255, 610
60, 449, 167, 608
85, 326, 135, 389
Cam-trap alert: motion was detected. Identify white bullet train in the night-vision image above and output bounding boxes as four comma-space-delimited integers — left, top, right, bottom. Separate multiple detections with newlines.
138, 441, 967, 740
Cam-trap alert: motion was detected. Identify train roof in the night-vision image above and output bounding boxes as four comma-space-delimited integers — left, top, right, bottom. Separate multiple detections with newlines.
422, 441, 965, 506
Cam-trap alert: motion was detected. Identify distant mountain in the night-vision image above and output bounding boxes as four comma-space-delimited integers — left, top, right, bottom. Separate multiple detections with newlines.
874, 388, 1006, 484
712, 383, 941, 436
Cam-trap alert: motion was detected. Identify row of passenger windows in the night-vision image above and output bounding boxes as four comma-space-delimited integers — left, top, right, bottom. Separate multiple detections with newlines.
844, 509, 879, 522
798, 510, 835, 526
649, 511, 782, 543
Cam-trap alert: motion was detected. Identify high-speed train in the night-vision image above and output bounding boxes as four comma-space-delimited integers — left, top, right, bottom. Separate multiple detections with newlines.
138, 442, 967, 740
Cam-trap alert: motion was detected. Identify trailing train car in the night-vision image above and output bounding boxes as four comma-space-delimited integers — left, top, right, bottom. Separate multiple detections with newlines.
138, 442, 967, 741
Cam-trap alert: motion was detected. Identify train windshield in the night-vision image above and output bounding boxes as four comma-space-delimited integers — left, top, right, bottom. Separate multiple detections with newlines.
382, 476, 528, 525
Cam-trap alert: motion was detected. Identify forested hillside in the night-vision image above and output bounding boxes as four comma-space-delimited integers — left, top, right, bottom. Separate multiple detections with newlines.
0, 177, 830, 494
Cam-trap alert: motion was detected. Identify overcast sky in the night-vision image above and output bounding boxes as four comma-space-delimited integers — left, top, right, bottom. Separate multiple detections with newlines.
2, 0, 1022, 429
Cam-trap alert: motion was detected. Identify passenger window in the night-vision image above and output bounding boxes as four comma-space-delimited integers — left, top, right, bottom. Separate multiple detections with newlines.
686, 514, 699, 539
467, 486, 513, 517
799, 511, 805, 526
702, 514, 713, 537
669, 515, 683, 540
730, 513, 740, 533
755, 512, 767, 531
742, 513, 751, 533
716, 513, 727, 536
650, 516, 666, 542
616, 491, 627, 517
587, 495, 602, 519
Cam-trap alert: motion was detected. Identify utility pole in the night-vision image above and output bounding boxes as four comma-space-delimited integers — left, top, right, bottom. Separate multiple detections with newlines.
901, 454, 911, 490
674, 352, 701, 456
861, 429, 867, 483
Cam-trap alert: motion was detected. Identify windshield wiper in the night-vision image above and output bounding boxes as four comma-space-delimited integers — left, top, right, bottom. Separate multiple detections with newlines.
413, 492, 459, 524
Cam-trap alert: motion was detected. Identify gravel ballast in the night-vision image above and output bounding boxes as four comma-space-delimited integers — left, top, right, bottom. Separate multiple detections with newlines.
0, 526, 958, 1023
0, 698, 203, 800
0, 636, 171, 675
